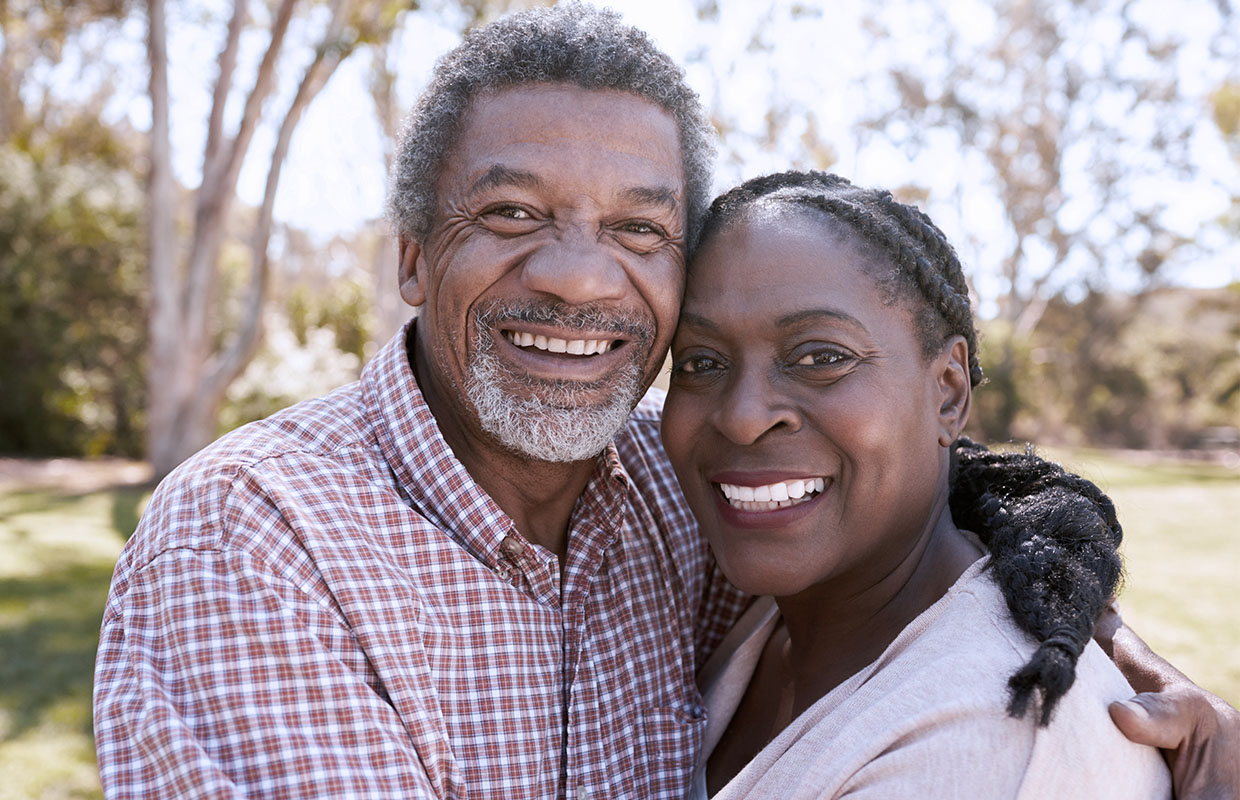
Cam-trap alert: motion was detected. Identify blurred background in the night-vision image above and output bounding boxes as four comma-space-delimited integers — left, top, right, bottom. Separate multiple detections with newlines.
1, 0, 1237, 796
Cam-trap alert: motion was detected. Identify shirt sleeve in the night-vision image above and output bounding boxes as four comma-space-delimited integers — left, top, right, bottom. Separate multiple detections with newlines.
93, 546, 443, 799
833, 697, 1170, 800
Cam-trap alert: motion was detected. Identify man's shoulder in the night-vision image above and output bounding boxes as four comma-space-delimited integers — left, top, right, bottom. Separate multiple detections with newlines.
209, 381, 372, 465
127, 382, 380, 557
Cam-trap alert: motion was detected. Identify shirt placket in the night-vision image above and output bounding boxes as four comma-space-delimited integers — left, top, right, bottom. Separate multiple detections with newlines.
561, 478, 626, 800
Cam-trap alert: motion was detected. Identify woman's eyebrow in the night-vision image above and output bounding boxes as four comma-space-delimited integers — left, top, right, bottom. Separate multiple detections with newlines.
777, 308, 864, 329
675, 311, 718, 332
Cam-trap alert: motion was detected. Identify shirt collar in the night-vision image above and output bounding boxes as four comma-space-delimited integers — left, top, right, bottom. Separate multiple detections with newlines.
362, 320, 632, 572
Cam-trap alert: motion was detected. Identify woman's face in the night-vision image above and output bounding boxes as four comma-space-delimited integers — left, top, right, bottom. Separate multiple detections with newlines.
660, 206, 970, 598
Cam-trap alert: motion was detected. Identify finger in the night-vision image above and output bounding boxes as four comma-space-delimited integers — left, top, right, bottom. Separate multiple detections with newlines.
1108, 693, 1190, 750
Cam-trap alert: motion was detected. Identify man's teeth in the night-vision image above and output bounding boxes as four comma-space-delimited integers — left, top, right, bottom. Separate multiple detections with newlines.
504, 330, 614, 355
718, 477, 827, 511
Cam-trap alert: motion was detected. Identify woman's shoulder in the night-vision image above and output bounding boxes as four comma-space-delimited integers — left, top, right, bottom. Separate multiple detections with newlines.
824, 565, 1172, 798
728, 566, 1171, 799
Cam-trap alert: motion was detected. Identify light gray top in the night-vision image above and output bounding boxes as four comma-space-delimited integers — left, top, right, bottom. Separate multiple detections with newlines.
692, 558, 1172, 799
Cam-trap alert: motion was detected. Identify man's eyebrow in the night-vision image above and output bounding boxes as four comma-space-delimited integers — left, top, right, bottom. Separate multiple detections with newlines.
620, 184, 680, 212
469, 164, 545, 195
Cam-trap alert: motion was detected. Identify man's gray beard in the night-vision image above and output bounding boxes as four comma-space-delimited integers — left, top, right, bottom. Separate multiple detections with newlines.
464, 329, 647, 464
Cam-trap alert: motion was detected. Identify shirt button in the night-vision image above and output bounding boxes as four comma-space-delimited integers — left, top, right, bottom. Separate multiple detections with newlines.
499, 534, 526, 561
576, 784, 588, 800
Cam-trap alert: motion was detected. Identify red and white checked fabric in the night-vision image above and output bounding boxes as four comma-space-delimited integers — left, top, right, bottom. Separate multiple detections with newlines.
94, 322, 748, 799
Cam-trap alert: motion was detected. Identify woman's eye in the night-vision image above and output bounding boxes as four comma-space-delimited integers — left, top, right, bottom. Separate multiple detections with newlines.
795, 349, 851, 367
673, 355, 722, 375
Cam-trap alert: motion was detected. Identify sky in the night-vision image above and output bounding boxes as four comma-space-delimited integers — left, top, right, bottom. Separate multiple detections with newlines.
78, 0, 1240, 310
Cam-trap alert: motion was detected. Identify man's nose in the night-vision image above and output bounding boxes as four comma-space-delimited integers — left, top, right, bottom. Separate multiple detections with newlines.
712, 369, 801, 446
520, 227, 628, 305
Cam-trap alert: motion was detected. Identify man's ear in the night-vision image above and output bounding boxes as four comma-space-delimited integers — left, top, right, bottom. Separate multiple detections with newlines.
398, 235, 427, 308
935, 336, 972, 447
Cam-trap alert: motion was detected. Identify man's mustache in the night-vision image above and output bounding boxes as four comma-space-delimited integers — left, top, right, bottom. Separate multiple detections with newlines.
473, 299, 654, 343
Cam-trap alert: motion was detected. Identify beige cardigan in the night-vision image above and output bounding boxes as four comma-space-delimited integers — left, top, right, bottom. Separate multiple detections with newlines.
691, 558, 1172, 799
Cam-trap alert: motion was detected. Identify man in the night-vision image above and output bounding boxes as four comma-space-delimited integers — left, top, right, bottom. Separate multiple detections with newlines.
96, 7, 739, 797
94, 4, 1236, 799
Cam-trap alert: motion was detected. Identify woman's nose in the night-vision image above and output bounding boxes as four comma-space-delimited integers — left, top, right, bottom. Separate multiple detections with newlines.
712, 369, 801, 445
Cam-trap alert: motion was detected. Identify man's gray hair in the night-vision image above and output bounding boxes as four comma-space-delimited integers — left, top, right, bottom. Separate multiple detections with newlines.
386, 2, 716, 247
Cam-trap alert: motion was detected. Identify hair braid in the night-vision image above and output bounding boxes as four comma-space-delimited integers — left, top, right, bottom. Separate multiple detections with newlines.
950, 437, 1123, 724
695, 170, 1127, 726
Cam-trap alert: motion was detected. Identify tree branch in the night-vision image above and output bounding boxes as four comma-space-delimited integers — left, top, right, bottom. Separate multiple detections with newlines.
205, 0, 357, 400
201, 0, 247, 191
184, 0, 296, 359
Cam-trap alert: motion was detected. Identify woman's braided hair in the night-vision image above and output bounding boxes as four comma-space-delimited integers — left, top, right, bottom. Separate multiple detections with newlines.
696, 170, 1124, 725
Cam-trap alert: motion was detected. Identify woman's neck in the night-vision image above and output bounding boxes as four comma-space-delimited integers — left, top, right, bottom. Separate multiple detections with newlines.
774, 509, 983, 718
705, 504, 985, 795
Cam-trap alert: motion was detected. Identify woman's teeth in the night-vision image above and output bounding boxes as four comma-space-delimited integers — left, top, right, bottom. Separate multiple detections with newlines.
717, 477, 827, 511
504, 330, 614, 355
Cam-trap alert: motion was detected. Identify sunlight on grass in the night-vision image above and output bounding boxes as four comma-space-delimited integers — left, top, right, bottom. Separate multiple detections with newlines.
1049, 448, 1240, 707
0, 485, 144, 800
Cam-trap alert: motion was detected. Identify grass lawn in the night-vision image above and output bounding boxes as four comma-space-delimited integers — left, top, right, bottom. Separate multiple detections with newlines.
0, 451, 1235, 798
0, 463, 149, 800
1046, 448, 1240, 709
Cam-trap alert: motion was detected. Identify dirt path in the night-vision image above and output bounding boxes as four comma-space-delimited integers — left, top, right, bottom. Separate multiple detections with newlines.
0, 457, 152, 494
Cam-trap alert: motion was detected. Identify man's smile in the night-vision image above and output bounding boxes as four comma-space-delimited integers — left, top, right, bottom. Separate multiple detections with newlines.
502, 329, 618, 356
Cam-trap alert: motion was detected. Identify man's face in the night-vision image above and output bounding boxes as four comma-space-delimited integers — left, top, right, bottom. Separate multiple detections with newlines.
401, 83, 687, 463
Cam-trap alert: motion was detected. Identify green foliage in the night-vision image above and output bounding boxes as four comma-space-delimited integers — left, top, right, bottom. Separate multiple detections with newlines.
216, 280, 375, 434
967, 319, 1028, 443
0, 145, 147, 457
1214, 82, 1240, 141
286, 279, 375, 362
971, 286, 1240, 449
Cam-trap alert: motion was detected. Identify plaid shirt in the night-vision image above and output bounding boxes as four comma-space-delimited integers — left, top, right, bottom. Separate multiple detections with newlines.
94, 323, 747, 800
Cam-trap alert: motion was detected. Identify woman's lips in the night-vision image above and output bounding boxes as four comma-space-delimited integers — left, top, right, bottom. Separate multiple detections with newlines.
707, 475, 833, 529
716, 476, 827, 510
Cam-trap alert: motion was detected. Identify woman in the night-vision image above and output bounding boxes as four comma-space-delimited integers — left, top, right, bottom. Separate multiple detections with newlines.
661, 171, 1172, 798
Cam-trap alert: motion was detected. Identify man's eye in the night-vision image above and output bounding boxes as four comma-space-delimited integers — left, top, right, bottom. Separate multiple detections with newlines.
621, 220, 659, 234
492, 206, 532, 220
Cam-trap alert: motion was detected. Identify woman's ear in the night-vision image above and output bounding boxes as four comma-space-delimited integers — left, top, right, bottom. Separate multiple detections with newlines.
398, 236, 428, 308
936, 336, 972, 447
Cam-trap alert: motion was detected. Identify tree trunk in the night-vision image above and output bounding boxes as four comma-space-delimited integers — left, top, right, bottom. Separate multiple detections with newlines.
143, 0, 367, 480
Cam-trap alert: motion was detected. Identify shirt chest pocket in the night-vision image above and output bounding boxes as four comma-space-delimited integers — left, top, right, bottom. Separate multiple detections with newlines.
635, 703, 707, 797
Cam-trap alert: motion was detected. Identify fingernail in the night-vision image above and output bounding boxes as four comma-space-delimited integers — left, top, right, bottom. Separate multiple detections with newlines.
1119, 700, 1150, 721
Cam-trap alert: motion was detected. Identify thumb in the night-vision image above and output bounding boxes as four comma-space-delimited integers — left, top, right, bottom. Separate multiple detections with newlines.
1109, 692, 1190, 750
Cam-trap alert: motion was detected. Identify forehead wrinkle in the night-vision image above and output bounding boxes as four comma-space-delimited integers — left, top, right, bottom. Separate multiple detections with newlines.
469, 164, 546, 196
